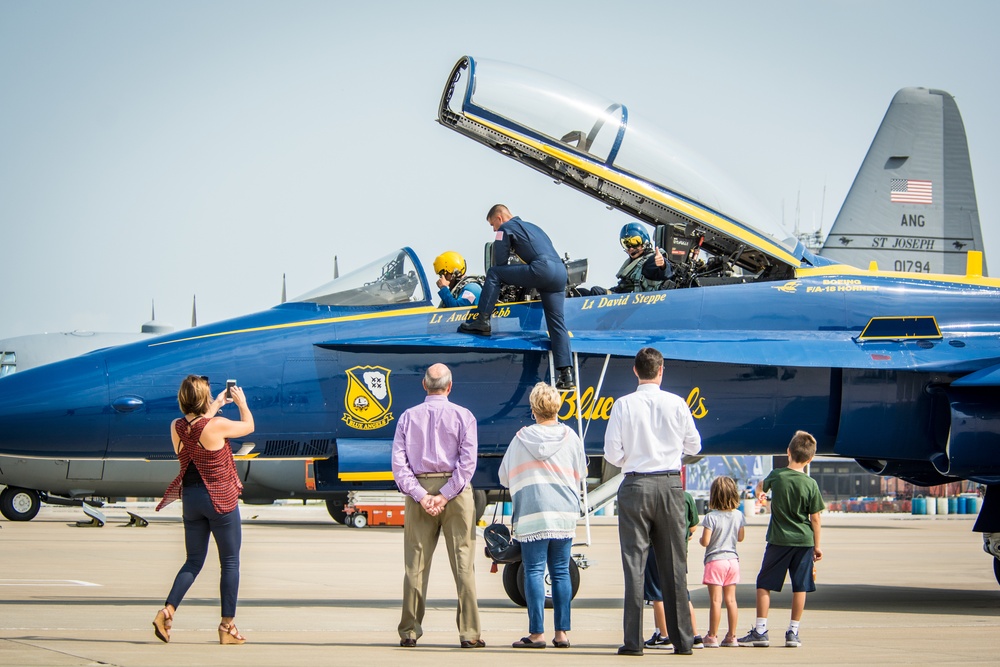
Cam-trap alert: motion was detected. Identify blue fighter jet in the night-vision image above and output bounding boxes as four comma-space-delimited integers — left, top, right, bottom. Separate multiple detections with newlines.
1, 56, 998, 596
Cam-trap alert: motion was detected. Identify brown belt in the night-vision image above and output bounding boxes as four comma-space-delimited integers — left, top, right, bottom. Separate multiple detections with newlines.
416, 472, 453, 479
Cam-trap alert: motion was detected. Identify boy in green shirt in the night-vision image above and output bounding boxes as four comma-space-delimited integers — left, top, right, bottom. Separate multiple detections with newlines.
738, 431, 824, 648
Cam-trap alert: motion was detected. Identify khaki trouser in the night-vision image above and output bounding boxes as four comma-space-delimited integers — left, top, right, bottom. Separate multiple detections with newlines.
398, 477, 481, 642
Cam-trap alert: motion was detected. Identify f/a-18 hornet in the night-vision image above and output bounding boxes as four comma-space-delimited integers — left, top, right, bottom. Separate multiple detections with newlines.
1, 56, 997, 595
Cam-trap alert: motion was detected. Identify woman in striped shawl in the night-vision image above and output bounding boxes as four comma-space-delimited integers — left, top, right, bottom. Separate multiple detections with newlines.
499, 382, 586, 649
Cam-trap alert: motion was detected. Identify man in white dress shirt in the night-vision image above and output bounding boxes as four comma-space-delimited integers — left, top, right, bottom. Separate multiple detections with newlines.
604, 347, 702, 656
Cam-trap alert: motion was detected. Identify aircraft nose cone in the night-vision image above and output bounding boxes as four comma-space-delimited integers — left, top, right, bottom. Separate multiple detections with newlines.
0, 356, 109, 457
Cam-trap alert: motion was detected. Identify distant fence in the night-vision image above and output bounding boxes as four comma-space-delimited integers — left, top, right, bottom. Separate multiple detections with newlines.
827, 495, 981, 515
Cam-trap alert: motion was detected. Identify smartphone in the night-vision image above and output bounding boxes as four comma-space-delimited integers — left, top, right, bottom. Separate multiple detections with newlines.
234, 443, 255, 456
226, 379, 236, 401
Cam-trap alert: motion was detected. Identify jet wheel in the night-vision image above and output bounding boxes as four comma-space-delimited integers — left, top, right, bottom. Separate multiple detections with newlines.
501, 562, 527, 606
473, 489, 487, 522
502, 559, 581, 607
325, 493, 350, 525
0, 487, 41, 521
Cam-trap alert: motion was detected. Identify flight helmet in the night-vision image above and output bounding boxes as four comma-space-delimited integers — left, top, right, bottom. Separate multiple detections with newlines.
619, 222, 651, 251
433, 251, 467, 279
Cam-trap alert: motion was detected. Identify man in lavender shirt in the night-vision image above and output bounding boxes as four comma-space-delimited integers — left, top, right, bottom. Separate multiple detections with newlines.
391, 363, 484, 649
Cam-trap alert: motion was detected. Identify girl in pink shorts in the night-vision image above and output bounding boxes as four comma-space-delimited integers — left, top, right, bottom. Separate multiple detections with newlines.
698, 477, 746, 647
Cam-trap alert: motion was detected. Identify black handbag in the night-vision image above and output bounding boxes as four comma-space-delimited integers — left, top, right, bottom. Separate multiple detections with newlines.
483, 492, 521, 564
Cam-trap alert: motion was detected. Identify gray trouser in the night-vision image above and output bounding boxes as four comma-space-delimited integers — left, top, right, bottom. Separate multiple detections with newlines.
398, 478, 480, 643
617, 473, 693, 652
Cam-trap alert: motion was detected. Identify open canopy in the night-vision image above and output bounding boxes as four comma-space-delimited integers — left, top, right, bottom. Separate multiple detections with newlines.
439, 56, 828, 279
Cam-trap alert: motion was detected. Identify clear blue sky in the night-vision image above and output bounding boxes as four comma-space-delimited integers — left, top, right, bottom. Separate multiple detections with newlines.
2, 1, 997, 338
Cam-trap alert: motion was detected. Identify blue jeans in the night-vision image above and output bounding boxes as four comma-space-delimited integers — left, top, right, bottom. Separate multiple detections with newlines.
520, 537, 572, 634
165, 484, 242, 618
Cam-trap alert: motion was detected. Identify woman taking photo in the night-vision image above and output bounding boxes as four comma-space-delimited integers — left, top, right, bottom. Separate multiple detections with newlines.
499, 382, 586, 649
152, 375, 254, 645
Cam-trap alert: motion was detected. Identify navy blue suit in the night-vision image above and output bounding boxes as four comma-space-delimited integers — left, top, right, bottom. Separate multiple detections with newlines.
476, 217, 571, 369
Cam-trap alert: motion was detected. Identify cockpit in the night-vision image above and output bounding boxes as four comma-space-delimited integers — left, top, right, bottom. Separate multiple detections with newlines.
290, 249, 428, 307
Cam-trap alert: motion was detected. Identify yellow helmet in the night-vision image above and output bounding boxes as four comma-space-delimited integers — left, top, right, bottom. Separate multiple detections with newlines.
433, 251, 467, 279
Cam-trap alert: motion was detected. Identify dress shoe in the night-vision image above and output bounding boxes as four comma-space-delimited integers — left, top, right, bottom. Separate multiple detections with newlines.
399, 638, 417, 647
460, 638, 486, 648
556, 367, 576, 391
458, 318, 491, 335
617, 645, 644, 656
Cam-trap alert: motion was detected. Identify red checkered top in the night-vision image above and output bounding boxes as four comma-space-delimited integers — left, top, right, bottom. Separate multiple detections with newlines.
156, 417, 243, 514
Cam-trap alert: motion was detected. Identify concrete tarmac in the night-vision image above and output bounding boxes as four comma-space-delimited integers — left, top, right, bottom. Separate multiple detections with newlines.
1, 502, 997, 666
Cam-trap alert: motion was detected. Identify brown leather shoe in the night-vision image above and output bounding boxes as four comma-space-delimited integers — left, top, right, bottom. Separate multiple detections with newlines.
400, 638, 417, 647
460, 638, 486, 648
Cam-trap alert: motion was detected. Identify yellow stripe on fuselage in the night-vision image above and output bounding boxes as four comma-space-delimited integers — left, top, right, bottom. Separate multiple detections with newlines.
339, 471, 395, 482
795, 264, 1000, 288
471, 115, 800, 266
149, 304, 444, 347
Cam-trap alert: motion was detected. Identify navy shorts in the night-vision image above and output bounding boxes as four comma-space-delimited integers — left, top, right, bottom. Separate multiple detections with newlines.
755, 544, 815, 593
643, 549, 691, 603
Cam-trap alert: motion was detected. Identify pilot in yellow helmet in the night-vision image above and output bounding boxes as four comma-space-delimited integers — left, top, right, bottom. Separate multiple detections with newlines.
434, 251, 482, 308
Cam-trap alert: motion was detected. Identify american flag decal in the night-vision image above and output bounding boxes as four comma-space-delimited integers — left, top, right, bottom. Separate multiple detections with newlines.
890, 178, 932, 204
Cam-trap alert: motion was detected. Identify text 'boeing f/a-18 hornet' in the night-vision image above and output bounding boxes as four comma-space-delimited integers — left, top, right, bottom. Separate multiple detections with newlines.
1, 56, 998, 600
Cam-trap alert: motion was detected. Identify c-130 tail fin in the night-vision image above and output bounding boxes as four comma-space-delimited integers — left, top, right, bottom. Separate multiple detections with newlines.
821, 87, 986, 276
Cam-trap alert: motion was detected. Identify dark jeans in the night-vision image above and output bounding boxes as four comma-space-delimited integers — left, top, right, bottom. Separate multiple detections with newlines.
165, 484, 242, 618
477, 258, 571, 369
521, 537, 572, 634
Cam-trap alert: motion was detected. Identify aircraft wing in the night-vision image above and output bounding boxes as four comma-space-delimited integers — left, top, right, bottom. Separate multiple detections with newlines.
951, 361, 1000, 386
318, 331, 1000, 373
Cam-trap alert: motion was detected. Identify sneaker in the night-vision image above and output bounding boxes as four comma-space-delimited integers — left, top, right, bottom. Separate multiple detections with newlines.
644, 631, 671, 647
737, 628, 769, 647
784, 630, 801, 647
702, 635, 720, 648
721, 635, 739, 648
692, 635, 704, 649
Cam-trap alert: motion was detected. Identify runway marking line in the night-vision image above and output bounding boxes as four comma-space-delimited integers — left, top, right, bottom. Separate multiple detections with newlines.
0, 579, 100, 587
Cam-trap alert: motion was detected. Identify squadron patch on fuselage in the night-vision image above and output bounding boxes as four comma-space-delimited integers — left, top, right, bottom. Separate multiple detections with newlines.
343, 365, 394, 430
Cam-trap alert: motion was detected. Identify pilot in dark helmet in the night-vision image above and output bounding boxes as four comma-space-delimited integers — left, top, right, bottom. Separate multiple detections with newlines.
577, 223, 672, 296
615, 223, 672, 292
434, 251, 482, 308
